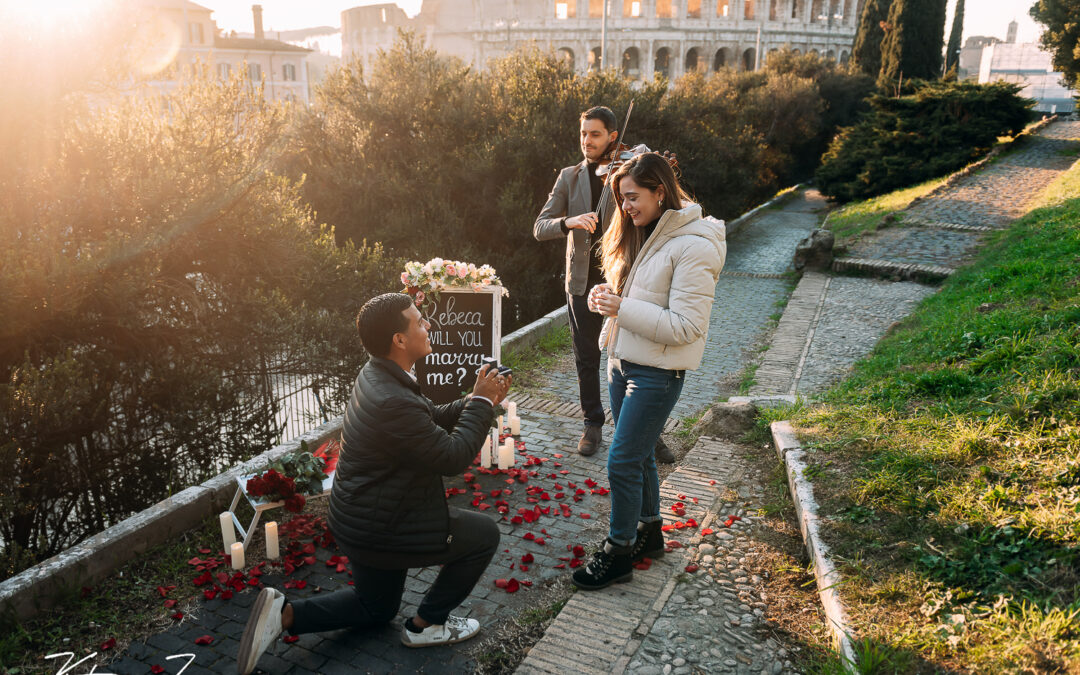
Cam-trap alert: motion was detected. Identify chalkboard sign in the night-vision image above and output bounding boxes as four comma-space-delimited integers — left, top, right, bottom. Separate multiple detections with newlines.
415, 287, 503, 404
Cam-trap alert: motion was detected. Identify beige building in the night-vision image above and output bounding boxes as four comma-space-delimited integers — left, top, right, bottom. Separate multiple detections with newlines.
130, 0, 312, 103
342, 0, 858, 80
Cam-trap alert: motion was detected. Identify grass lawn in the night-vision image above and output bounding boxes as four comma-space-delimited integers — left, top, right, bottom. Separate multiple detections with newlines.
763, 166, 1080, 672
824, 176, 949, 245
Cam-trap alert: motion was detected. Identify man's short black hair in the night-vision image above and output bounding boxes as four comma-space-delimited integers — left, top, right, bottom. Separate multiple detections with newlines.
581, 106, 618, 133
356, 293, 414, 357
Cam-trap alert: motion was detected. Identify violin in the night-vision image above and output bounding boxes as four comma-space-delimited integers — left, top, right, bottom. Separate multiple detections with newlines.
595, 141, 680, 177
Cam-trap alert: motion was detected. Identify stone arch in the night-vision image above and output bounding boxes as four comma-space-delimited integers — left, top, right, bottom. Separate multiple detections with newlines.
792, 47, 802, 55
767, 47, 779, 65
655, 46, 672, 78
589, 46, 602, 71
713, 47, 732, 71
622, 47, 642, 79
826, 49, 835, 60
742, 47, 756, 71
839, 50, 850, 65
685, 47, 701, 73
557, 47, 575, 71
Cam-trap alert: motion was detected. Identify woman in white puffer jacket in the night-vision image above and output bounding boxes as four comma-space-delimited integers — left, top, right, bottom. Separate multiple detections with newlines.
571, 152, 726, 591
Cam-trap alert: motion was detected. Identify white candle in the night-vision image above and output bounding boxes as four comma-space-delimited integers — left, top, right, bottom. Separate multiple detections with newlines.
509, 414, 521, 436
265, 521, 279, 560
480, 434, 492, 468
219, 512, 236, 551
231, 541, 245, 570
507, 401, 517, 418
498, 415, 504, 433
498, 438, 514, 470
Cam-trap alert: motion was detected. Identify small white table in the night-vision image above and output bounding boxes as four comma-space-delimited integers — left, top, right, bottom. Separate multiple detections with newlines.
228, 472, 335, 549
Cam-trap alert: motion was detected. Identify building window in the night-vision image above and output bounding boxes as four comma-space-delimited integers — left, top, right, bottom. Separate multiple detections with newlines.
632, 1, 641, 16
589, 0, 603, 18
188, 22, 204, 45
744, 0, 756, 19
248, 63, 262, 81
656, 0, 674, 18
217, 63, 232, 79
687, 0, 701, 18
556, 2, 569, 18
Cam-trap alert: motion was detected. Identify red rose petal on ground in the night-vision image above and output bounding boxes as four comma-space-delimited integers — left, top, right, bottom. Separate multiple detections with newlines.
666, 540, 683, 549
199, 547, 211, 554
569, 558, 582, 568
163, 599, 178, 608
172, 612, 184, 620
156, 585, 175, 597
521, 553, 534, 564
221, 590, 234, 600
203, 588, 218, 600
463, 472, 474, 482
535, 537, 546, 545
504, 578, 520, 593
661, 524, 674, 532
152, 665, 165, 673
495, 578, 509, 589
685, 519, 699, 528
554, 563, 566, 569
519, 564, 529, 571
478, 503, 492, 511
215, 571, 229, 585
100, 638, 116, 650
580, 513, 591, 519
194, 635, 214, 645
572, 545, 585, 557
283, 635, 300, 643
303, 556, 316, 565
633, 558, 653, 570
295, 580, 308, 589
701, 528, 714, 535
709, 480, 717, 485
685, 564, 700, 573
523, 532, 535, 541
302, 543, 316, 555
511, 516, 523, 525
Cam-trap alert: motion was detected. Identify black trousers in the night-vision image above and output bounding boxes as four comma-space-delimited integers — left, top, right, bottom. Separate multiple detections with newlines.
567, 289, 605, 427
289, 509, 500, 632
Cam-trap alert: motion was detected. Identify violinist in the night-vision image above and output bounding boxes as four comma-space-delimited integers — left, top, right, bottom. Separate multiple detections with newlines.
533, 106, 677, 462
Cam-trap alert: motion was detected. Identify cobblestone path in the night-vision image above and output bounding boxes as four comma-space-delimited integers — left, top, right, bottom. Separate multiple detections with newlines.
840, 121, 1080, 276
754, 120, 1080, 399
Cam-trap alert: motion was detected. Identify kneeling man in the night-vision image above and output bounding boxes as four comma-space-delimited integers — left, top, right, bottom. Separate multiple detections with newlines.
238, 293, 509, 674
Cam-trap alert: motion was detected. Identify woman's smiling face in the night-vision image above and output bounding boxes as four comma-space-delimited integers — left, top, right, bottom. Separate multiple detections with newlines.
618, 175, 665, 226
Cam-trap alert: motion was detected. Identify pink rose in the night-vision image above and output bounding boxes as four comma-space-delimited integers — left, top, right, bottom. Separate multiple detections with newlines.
400, 272, 410, 285
415, 290, 426, 305
445, 264, 457, 277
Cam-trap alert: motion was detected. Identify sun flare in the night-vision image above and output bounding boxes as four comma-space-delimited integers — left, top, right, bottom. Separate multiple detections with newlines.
1, 0, 112, 31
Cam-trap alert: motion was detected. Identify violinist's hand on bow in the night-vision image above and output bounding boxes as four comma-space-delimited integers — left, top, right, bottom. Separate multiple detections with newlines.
566, 212, 599, 234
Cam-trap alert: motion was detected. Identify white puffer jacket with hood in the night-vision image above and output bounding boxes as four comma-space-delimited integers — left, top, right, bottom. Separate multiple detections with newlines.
602, 203, 726, 371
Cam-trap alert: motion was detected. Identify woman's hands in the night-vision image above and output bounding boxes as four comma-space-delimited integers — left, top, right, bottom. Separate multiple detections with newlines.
588, 283, 621, 318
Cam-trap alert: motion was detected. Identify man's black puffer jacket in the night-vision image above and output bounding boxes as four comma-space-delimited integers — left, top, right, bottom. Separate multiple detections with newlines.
329, 357, 494, 554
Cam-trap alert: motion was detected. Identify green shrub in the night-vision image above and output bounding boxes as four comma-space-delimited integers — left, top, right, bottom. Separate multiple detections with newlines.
814, 80, 1033, 203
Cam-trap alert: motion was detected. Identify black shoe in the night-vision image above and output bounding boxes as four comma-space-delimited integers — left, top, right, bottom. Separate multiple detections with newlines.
572, 538, 633, 590
655, 436, 676, 464
631, 521, 665, 562
578, 425, 602, 456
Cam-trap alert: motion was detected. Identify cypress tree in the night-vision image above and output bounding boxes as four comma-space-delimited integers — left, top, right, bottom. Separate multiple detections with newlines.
879, 0, 949, 87
851, 0, 891, 77
945, 0, 965, 75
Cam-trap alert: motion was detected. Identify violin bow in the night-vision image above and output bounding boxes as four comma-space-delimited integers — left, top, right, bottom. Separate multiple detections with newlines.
596, 99, 634, 231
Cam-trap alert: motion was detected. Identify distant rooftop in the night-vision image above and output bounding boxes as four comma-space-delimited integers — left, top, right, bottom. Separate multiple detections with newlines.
214, 35, 313, 53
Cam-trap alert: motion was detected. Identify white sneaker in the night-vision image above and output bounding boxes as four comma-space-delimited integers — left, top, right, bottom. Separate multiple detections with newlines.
237, 587, 286, 674
400, 615, 481, 648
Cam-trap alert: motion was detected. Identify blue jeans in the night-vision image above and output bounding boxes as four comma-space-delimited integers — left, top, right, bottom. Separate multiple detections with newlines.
606, 360, 685, 547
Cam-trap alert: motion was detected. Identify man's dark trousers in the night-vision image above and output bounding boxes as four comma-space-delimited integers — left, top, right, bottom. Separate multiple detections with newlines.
288, 509, 500, 632
567, 289, 605, 428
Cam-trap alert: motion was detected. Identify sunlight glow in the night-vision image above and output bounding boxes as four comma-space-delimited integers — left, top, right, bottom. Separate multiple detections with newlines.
1, 0, 111, 31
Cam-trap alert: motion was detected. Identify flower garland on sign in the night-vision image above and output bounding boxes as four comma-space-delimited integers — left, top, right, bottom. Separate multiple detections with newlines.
401, 258, 508, 310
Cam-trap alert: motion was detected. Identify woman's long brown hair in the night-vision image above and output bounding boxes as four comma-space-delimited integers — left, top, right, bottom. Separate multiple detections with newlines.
600, 153, 692, 293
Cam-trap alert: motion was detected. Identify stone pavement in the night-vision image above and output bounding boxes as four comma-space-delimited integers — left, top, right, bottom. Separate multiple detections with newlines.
518, 437, 791, 675
837, 121, 1080, 279
755, 119, 1080, 399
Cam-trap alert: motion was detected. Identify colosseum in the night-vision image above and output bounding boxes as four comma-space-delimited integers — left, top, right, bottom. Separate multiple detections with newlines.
343, 0, 859, 80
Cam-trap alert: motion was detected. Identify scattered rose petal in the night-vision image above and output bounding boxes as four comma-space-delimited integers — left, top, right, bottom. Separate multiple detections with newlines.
172, 612, 184, 620
633, 558, 653, 570
521, 553, 534, 564
283, 635, 299, 644
194, 635, 214, 645
685, 564, 700, 573
100, 638, 116, 650
572, 545, 585, 557
569, 558, 583, 568
152, 665, 165, 674
701, 528, 714, 535
580, 513, 591, 519
163, 599, 178, 608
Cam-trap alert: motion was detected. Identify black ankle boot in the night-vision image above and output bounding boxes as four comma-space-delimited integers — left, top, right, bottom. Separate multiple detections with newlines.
631, 521, 665, 562
571, 538, 633, 590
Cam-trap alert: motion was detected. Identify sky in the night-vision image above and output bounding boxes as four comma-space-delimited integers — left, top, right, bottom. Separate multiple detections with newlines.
207, 0, 1043, 44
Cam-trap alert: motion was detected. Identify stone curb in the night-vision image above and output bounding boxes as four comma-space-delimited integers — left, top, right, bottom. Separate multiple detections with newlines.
770, 421, 858, 671
0, 311, 565, 622
748, 270, 831, 397
725, 184, 805, 238
831, 256, 954, 283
